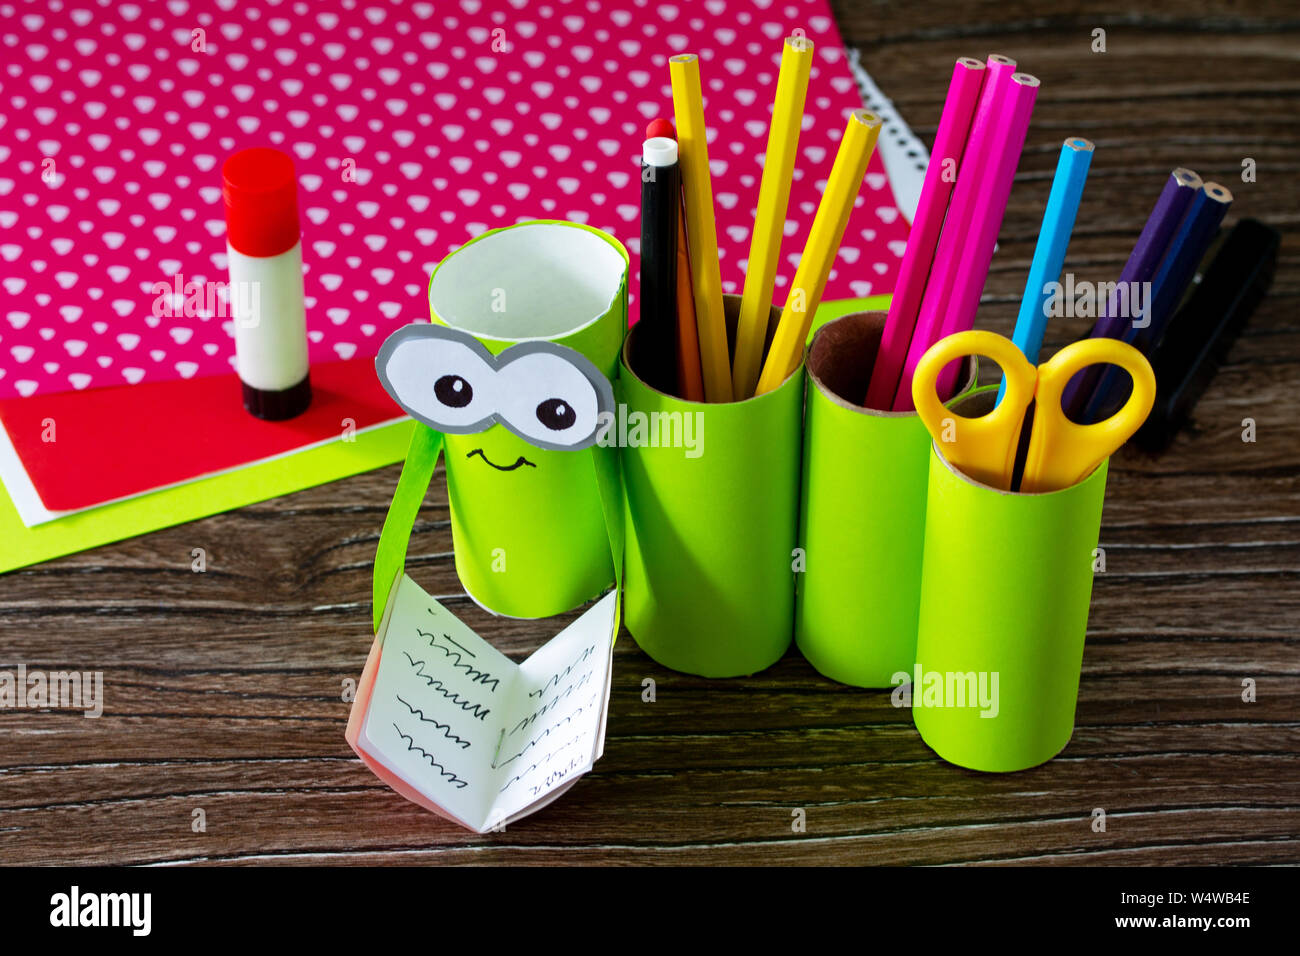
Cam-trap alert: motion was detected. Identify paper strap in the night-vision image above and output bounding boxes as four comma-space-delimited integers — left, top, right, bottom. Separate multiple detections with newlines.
372, 422, 623, 637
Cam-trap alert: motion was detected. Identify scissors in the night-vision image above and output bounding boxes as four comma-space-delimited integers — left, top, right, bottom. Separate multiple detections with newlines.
912, 330, 1156, 494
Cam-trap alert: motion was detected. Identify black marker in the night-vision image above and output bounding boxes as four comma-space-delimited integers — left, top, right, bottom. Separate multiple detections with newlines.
1135, 218, 1279, 452
638, 136, 680, 393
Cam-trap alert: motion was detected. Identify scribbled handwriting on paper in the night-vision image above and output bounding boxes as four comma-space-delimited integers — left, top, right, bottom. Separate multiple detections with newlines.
492, 634, 607, 802
494, 698, 591, 770
401, 651, 493, 721
422, 612, 503, 692
498, 734, 588, 797
528, 644, 597, 700
391, 723, 471, 790
395, 694, 472, 749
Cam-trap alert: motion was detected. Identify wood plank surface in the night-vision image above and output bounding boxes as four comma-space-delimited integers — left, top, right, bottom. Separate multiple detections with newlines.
0, 0, 1296, 865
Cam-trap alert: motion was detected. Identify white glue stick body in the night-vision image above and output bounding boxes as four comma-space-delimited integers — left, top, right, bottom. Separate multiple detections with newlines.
222, 147, 312, 420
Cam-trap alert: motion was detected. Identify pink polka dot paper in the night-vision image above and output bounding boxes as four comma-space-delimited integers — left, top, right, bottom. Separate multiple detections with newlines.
0, 0, 907, 400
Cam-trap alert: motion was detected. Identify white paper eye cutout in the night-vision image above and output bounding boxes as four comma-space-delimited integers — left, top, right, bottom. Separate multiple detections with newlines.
375, 325, 615, 451
376, 325, 499, 433
495, 348, 606, 450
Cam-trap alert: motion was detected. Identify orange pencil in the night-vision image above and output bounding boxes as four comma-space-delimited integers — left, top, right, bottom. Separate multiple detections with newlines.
648, 117, 704, 401
674, 196, 705, 401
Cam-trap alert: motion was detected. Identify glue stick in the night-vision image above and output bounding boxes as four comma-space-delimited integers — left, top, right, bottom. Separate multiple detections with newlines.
221, 147, 311, 420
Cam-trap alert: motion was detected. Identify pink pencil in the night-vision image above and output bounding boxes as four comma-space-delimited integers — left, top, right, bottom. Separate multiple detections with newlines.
889, 54, 1017, 411
931, 72, 1040, 400
862, 56, 987, 410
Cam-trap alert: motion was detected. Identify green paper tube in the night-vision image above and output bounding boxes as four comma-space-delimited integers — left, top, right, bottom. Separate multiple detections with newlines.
620, 295, 799, 677
796, 312, 976, 687
428, 220, 629, 618
913, 386, 1108, 772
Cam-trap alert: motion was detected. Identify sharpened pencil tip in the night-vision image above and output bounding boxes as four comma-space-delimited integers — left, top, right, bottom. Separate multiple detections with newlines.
851, 108, 883, 128
1203, 182, 1234, 203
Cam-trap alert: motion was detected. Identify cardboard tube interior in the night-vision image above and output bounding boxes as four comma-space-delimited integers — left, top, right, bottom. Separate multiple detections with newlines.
428, 221, 627, 340
625, 293, 782, 401
806, 311, 974, 414
941, 386, 1103, 495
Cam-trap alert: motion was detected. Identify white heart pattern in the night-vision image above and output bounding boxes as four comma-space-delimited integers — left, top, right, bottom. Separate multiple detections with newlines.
0, 0, 906, 399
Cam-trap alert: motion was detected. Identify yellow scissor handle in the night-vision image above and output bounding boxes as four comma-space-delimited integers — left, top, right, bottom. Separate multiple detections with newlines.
912, 330, 1038, 491
1023, 337, 1156, 493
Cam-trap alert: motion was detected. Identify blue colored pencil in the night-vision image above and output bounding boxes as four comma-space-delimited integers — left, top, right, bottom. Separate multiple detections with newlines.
997, 137, 1094, 404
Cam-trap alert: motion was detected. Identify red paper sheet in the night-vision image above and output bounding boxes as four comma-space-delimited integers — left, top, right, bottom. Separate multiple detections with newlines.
0, 358, 399, 511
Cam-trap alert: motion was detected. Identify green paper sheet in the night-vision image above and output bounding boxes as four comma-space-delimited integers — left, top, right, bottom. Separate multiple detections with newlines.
807, 295, 892, 341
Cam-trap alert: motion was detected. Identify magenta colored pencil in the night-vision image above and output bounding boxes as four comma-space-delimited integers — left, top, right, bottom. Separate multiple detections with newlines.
931, 72, 1041, 400
889, 54, 1018, 411
862, 56, 986, 410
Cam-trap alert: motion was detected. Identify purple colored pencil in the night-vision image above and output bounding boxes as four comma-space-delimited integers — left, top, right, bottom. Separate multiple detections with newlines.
1081, 180, 1232, 423
1062, 167, 1203, 419
1131, 181, 1234, 353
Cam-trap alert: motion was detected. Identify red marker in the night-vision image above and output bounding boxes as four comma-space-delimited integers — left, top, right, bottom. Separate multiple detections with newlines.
645, 117, 676, 141
222, 147, 312, 420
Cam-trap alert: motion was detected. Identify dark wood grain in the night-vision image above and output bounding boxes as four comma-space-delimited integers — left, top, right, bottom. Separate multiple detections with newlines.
1, 1, 1297, 866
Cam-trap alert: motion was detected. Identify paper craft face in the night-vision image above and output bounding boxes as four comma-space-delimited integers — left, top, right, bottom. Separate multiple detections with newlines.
375, 321, 618, 619
376, 324, 615, 456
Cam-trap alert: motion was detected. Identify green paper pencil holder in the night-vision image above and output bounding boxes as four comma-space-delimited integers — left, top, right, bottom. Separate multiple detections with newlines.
796, 312, 976, 688
913, 386, 1109, 772
427, 220, 628, 619
619, 295, 800, 677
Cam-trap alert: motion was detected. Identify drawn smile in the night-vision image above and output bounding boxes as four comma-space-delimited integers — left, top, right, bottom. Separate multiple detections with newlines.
466, 449, 536, 471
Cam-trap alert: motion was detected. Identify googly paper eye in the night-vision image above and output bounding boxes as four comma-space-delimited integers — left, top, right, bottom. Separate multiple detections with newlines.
376, 325, 499, 433
375, 324, 614, 450
495, 345, 614, 451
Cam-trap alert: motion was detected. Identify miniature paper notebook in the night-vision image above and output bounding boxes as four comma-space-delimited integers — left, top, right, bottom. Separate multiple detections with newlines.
350, 567, 617, 832
346, 323, 624, 830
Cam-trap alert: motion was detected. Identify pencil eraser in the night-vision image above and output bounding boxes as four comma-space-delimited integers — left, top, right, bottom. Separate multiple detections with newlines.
645, 117, 676, 141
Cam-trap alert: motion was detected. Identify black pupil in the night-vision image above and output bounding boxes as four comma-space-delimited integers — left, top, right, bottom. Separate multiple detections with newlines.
536, 398, 576, 431
434, 375, 472, 408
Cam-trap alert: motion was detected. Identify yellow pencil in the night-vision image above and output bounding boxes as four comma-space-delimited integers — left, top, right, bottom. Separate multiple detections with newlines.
733, 35, 814, 400
754, 108, 882, 395
669, 53, 733, 403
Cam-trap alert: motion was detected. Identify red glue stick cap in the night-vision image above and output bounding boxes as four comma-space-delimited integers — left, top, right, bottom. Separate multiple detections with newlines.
222, 147, 301, 257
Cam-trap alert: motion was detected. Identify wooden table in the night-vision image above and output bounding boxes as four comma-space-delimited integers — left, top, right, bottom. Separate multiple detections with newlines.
2, 1, 1296, 865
